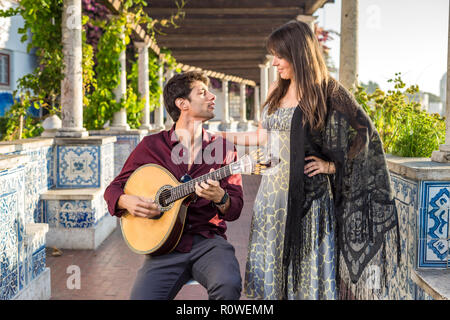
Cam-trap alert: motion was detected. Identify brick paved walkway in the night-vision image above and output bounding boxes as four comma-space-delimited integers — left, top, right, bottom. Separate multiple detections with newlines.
46, 175, 261, 300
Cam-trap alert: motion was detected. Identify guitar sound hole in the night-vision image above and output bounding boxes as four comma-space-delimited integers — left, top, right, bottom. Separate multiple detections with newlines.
155, 185, 175, 213
158, 188, 172, 208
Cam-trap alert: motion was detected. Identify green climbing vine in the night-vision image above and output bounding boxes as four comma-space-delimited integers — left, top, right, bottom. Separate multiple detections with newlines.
0, 0, 184, 138
0, 0, 64, 140
83, 13, 131, 130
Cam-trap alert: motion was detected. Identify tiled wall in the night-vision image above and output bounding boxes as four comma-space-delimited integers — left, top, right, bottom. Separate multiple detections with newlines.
1, 142, 53, 299
389, 173, 431, 299
0, 162, 46, 300
7, 146, 54, 224
0, 165, 25, 300
417, 181, 450, 268
41, 196, 108, 229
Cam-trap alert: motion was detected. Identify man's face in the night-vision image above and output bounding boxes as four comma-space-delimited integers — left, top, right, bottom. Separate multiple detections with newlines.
183, 80, 216, 121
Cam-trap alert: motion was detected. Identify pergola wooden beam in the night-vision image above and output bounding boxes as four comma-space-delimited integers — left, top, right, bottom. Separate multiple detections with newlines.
147, 0, 328, 9
147, 7, 303, 16
152, 24, 280, 36
156, 36, 268, 49
173, 51, 266, 62
176, 63, 256, 86
180, 60, 262, 69
158, 18, 291, 26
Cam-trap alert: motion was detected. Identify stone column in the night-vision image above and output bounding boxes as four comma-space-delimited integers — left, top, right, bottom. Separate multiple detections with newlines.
296, 14, 316, 31
339, 0, 359, 90
109, 25, 129, 131
219, 79, 231, 130
135, 42, 151, 130
153, 62, 165, 131
165, 69, 175, 129
259, 64, 269, 107
238, 83, 249, 130
267, 55, 277, 87
254, 86, 260, 123
239, 83, 247, 122
57, 0, 87, 138
431, 2, 450, 162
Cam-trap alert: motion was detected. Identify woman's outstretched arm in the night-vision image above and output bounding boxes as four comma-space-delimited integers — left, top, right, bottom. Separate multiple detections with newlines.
214, 122, 268, 146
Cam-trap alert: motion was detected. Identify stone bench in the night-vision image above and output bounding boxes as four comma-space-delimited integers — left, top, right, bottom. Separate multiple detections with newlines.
40, 188, 117, 250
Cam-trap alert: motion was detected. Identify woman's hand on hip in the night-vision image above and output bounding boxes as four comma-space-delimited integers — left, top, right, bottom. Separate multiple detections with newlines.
304, 156, 335, 177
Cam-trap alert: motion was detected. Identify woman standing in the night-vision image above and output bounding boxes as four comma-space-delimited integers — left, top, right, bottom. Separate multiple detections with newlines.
218, 20, 399, 300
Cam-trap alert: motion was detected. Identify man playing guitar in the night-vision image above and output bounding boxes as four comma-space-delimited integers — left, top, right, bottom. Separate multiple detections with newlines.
104, 71, 244, 300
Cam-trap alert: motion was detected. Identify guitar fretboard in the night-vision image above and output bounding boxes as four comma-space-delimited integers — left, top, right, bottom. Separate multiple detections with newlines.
165, 164, 233, 204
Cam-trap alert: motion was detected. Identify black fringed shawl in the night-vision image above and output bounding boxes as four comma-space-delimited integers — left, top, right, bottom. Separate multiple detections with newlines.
282, 78, 401, 299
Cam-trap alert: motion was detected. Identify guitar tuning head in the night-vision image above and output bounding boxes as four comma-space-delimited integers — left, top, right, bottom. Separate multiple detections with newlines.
237, 148, 280, 176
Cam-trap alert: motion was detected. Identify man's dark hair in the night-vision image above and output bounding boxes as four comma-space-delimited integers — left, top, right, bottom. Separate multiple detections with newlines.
163, 71, 210, 122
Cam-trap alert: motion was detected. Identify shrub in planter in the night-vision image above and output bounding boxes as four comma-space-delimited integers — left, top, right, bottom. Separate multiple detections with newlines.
353, 73, 445, 158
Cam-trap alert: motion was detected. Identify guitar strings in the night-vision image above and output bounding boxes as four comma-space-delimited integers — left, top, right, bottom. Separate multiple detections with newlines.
157, 150, 266, 206
158, 165, 230, 205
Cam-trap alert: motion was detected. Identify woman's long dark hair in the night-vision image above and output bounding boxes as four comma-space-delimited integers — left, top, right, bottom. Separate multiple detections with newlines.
264, 20, 332, 131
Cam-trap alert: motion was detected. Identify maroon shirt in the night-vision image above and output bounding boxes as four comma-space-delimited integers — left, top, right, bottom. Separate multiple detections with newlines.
103, 125, 244, 252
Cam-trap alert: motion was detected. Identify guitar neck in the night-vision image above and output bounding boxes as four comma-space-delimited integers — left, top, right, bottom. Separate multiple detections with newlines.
167, 164, 233, 204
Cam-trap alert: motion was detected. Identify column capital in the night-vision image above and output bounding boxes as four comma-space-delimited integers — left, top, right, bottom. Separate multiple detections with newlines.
296, 14, 317, 30
134, 41, 150, 49
258, 63, 269, 69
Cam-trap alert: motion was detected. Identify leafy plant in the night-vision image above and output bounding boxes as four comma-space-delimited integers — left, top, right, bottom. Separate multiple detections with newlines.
353, 73, 445, 157
0, 0, 63, 140
1, 0, 185, 138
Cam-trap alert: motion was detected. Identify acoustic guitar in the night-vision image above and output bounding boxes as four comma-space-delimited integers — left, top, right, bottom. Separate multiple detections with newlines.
120, 149, 275, 255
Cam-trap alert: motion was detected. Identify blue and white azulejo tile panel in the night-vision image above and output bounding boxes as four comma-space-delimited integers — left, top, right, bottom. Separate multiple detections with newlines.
113, 135, 141, 177
56, 145, 101, 188
101, 143, 114, 187
41, 195, 108, 229
6, 146, 53, 224
0, 166, 25, 300
43, 200, 95, 228
418, 181, 450, 268
45, 146, 55, 189
388, 173, 421, 298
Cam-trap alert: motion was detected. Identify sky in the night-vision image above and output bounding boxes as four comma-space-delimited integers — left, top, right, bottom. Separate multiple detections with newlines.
315, 0, 449, 97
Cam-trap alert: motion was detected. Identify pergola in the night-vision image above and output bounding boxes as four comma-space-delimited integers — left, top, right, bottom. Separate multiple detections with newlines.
60, 0, 359, 134
146, 0, 334, 84
98, 0, 338, 129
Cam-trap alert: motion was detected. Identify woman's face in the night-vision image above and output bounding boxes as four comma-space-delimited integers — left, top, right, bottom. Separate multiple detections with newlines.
272, 54, 294, 80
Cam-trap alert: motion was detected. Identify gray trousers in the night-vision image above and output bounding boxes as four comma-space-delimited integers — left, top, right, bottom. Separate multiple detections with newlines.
129, 234, 242, 300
